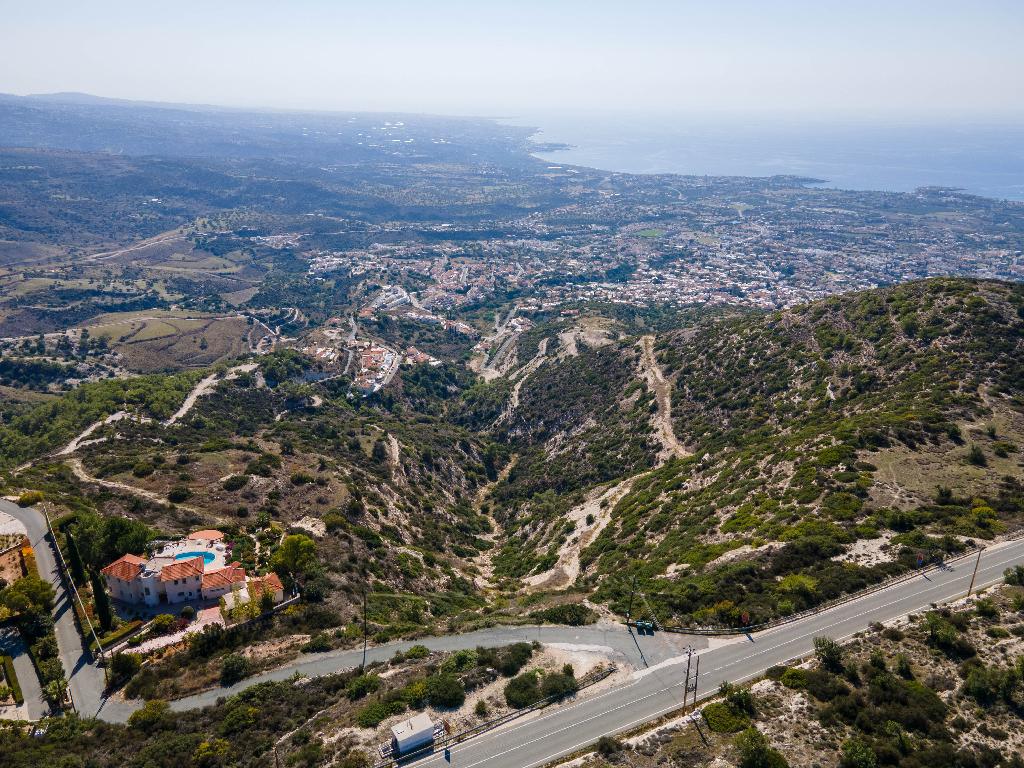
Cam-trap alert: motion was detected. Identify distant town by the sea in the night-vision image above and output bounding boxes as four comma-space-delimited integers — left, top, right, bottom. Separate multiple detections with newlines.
507, 113, 1024, 201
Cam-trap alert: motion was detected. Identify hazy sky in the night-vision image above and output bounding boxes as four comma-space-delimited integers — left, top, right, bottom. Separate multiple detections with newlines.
2, 0, 1023, 118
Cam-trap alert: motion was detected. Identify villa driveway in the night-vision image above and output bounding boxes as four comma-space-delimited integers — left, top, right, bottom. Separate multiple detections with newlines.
0, 499, 107, 718
0, 624, 46, 720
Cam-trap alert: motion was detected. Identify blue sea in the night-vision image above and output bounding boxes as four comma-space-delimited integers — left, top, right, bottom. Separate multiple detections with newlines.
508, 113, 1024, 201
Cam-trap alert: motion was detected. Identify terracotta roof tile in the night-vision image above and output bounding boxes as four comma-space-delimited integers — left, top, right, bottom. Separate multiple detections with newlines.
201, 565, 246, 591
187, 529, 225, 542
100, 554, 145, 581
159, 556, 205, 582
249, 572, 284, 596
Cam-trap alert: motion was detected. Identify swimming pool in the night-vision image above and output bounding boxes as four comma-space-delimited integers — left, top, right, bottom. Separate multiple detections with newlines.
174, 551, 215, 566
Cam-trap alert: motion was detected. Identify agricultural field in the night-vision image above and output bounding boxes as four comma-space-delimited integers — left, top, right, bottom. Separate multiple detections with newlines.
82, 312, 254, 372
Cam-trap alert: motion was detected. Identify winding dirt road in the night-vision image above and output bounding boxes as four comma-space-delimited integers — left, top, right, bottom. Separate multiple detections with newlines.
164, 363, 258, 426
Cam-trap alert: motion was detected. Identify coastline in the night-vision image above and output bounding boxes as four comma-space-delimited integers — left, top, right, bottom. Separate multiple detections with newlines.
502, 114, 1024, 201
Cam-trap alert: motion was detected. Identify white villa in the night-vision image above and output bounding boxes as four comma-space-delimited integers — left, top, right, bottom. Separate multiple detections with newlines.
101, 529, 284, 608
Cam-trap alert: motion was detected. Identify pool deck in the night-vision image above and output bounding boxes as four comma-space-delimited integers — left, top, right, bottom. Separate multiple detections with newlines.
152, 539, 228, 570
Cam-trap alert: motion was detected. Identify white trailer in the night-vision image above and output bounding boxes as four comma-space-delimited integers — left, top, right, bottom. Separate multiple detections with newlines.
390, 713, 436, 755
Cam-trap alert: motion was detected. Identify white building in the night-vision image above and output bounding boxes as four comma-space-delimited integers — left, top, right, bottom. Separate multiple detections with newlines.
100, 529, 285, 608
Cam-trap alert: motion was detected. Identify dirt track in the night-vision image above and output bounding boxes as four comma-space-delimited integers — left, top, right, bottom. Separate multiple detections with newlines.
639, 335, 689, 460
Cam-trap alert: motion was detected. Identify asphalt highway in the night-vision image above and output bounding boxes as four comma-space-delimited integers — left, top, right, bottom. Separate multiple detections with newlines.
405, 538, 1024, 768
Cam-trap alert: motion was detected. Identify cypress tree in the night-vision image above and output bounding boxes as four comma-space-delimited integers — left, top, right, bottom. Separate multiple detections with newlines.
65, 529, 87, 585
89, 569, 113, 632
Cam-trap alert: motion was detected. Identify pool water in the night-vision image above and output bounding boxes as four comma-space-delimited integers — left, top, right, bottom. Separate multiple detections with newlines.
174, 551, 215, 566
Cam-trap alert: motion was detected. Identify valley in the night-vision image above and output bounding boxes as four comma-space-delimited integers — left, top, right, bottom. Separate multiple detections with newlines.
0, 94, 1021, 768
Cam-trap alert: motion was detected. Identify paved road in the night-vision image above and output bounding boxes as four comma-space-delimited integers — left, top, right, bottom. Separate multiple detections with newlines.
405, 540, 1024, 768
5, 499, 1024, 768
0, 625, 46, 719
0, 499, 107, 719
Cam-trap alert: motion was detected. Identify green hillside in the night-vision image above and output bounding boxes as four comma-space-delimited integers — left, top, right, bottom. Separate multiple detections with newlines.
574, 279, 1024, 625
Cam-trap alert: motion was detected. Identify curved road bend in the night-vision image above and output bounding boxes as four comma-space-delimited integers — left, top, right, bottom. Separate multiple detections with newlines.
5, 499, 1024, 768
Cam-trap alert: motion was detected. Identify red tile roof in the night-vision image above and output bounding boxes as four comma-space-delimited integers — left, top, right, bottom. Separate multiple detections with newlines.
201, 565, 246, 591
100, 554, 146, 582
249, 572, 284, 597
187, 529, 225, 542
159, 556, 204, 582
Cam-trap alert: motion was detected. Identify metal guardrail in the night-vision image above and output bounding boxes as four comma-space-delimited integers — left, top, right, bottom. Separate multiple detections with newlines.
641, 527, 1024, 637
372, 664, 617, 768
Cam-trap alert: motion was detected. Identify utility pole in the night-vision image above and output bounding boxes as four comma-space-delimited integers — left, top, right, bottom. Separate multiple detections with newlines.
626, 574, 637, 623
683, 647, 692, 711
361, 586, 368, 671
692, 655, 700, 708
44, 503, 104, 662
966, 547, 984, 599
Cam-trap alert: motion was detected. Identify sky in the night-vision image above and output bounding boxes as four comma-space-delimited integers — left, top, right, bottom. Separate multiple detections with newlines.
2, 0, 1023, 119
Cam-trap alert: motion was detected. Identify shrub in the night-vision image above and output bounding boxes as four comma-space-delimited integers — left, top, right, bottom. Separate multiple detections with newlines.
596, 736, 623, 757
219, 703, 258, 735
302, 633, 332, 653
220, 653, 250, 686
765, 665, 788, 681
346, 674, 382, 701
404, 644, 430, 660
803, 670, 849, 702
132, 462, 154, 478
16, 490, 44, 507
151, 613, 177, 634
441, 649, 478, 674
167, 486, 191, 503
1, 656, 23, 704
180, 605, 196, 621
882, 627, 904, 641
813, 636, 844, 672
702, 701, 751, 733
401, 679, 428, 708
356, 700, 405, 728
128, 699, 169, 729
924, 612, 977, 659
724, 684, 757, 715
967, 445, 987, 466
895, 654, 914, 679
1004, 565, 1024, 586
290, 471, 315, 486
496, 642, 534, 676
109, 652, 141, 688
780, 668, 807, 689
504, 671, 542, 708
475, 699, 489, 717
839, 738, 877, 768
541, 671, 578, 700
426, 673, 465, 708
223, 475, 249, 491
974, 598, 999, 619
735, 727, 788, 768
529, 604, 597, 626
